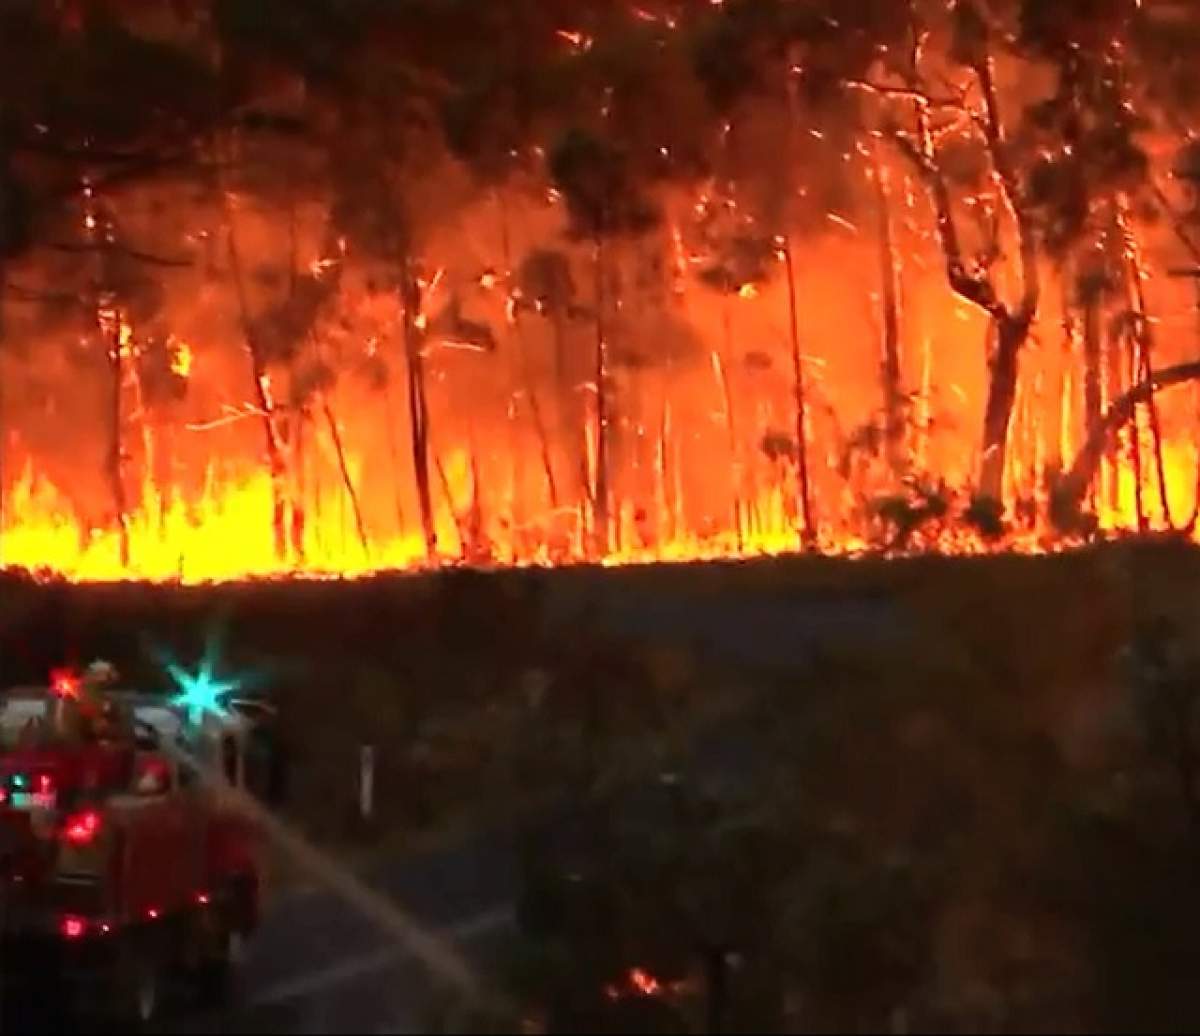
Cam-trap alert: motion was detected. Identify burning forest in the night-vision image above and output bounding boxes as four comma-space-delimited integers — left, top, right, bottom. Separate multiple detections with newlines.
3, 0, 1200, 582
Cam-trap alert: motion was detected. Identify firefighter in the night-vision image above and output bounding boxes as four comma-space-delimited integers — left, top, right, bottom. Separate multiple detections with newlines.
50, 660, 125, 747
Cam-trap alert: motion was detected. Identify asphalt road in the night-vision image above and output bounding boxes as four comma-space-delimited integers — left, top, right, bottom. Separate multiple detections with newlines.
167, 827, 521, 1034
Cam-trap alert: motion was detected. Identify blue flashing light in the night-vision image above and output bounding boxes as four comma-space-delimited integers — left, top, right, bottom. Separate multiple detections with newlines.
167, 662, 242, 728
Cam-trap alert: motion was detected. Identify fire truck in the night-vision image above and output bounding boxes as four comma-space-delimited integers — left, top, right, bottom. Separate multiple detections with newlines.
0, 664, 271, 1027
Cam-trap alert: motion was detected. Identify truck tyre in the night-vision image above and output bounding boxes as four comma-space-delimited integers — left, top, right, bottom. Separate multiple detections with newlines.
195, 920, 246, 1007
112, 946, 161, 1030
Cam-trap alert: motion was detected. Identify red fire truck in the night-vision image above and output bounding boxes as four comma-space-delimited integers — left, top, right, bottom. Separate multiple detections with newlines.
0, 668, 268, 1027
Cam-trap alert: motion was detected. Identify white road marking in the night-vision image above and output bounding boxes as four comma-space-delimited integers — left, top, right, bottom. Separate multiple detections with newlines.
250, 904, 516, 1007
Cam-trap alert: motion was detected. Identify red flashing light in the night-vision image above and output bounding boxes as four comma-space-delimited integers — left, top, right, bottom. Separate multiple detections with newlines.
61, 915, 86, 940
146, 907, 159, 920
50, 668, 81, 700
196, 892, 210, 906
62, 809, 101, 846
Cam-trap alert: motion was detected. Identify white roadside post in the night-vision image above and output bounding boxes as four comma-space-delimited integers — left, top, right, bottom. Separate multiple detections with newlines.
359, 744, 375, 823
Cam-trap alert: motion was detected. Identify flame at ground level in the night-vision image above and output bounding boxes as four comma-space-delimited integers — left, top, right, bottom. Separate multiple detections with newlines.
3, 438, 1199, 584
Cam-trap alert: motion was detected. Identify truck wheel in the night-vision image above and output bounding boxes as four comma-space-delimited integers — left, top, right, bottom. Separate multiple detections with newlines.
113, 949, 161, 1030
195, 923, 246, 1007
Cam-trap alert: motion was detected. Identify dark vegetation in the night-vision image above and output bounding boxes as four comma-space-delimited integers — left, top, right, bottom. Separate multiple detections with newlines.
4, 542, 1200, 1030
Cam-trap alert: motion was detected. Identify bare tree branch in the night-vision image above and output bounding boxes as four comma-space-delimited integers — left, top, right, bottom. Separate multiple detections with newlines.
844, 79, 965, 110
1152, 181, 1200, 265
973, 53, 1039, 330
890, 128, 1007, 322
47, 240, 194, 268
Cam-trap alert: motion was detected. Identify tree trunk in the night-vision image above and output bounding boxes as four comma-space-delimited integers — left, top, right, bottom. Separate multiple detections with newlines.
1080, 292, 1104, 508
381, 375, 407, 537
1054, 360, 1200, 523
873, 148, 904, 470
717, 305, 744, 552
978, 314, 1031, 502
1051, 273, 1077, 478
222, 194, 290, 562
400, 258, 438, 560
433, 450, 466, 560
551, 308, 591, 522
893, 41, 1039, 510
1129, 334, 1147, 532
515, 320, 560, 512
0, 256, 6, 547
126, 347, 159, 528
658, 392, 675, 543
782, 236, 816, 544
467, 435, 488, 561
1190, 281, 1200, 533
321, 395, 369, 558
284, 193, 307, 562
591, 237, 611, 558
497, 191, 559, 512
1123, 223, 1174, 528
105, 312, 130, 568
292, 411, 307, 560
704, 947, 729, 1035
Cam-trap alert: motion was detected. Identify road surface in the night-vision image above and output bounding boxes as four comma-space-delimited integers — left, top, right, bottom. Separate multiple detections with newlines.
169, 827, 520, 1034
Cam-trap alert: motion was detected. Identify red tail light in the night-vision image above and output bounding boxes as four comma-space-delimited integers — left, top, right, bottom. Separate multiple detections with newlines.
62, 809, 102, 846
36, 773, 54, 796
60, 915, 86, 940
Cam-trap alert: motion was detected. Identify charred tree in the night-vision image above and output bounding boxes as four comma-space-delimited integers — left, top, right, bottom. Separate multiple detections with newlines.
100, 304, 131, 568
320, 394, 370, 558
400, 255, 438, 559
215, 143, 292, 563
550, 128, 660, 557
591, 236, 612, 557
717, 304, 744, 553
887, 4, 1040, 507
1053, 360, 1200, 527
381, 374, 407, 536
496, 192, 559, 512
872, 147, 904, 473
1078, 271, 1107, 511
1120, 209, 1174, 529
782, 237, 816, 547
282, 192, 308, 562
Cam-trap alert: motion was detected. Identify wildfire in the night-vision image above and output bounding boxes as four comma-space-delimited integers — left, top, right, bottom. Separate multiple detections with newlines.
3, 1, 1200, 587
603, 965, 696, 1001
169, 339, 193, 379
628, 968, 661, 996
1, 433, 1192, 584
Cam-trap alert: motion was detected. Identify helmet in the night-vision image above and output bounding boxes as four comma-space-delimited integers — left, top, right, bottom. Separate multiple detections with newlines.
84, 660, 119, 686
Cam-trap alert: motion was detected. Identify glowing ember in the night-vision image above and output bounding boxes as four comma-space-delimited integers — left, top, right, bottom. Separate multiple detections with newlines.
628, 968, 662, 996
